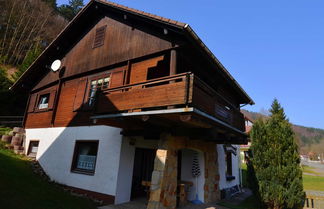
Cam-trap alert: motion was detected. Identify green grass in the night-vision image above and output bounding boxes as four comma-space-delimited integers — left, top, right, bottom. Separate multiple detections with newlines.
241, 163, 248, 187
303, 174, 324, 191
0, 142, 97, 209
0, 126, 12, 135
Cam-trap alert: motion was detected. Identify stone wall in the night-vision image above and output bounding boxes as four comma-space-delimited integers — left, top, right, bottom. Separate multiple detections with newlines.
147, 134, 220, 209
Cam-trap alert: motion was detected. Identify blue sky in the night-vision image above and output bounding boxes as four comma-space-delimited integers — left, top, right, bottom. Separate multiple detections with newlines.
57, 0, 324, 128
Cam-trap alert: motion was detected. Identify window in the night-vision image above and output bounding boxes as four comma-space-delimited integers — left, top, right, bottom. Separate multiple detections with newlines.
93, 25, 107, 48
38, 94, 50, 109
226, 152, 232, 176
88, 76, 110, 106
27, 140, 39, 158
71, 141, 99, 175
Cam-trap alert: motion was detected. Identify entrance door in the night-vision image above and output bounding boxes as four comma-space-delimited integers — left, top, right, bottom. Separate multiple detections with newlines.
131, 148, 156, 199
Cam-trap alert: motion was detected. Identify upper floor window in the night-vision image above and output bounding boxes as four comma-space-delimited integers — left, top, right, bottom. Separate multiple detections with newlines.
93, 25, 107, 48
38, 94, 50, 109
88, 76, 110, 106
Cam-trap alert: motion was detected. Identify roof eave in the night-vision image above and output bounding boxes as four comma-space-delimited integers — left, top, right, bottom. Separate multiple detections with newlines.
183, 24, 254, 105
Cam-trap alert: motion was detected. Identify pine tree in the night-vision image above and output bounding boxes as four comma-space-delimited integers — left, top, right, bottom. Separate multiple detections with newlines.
57, 0, 84, 21
250, 99, 305, 209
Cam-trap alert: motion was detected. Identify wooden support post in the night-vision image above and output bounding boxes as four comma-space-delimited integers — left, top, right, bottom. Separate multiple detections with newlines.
168, 49, 177, 109
170, 49, 177, 76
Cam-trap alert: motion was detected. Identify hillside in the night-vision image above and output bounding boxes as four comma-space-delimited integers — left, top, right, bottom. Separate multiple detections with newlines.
242, 109, 324, 155
0, 0, 82, 116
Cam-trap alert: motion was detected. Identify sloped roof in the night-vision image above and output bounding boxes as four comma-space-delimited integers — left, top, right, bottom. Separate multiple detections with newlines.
11, 0, 254, 105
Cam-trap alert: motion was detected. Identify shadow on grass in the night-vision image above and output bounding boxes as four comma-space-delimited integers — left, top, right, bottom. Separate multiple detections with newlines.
0, 144, 97, 209
218, 195, 259, 209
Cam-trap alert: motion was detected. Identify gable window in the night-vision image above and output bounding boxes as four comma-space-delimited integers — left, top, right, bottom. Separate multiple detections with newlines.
38, 94, 50, 109
88, 76, 110, 106
71, 141, 99, 175
93, 25, 107, 48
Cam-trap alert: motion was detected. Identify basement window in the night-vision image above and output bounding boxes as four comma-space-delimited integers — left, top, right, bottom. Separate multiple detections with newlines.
71, 141, 99, 175
27, 140, 39, 158
38, 94, 50, 109
93, 25, 107, 48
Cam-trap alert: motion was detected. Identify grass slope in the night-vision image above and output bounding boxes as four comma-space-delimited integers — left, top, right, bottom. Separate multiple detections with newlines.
0, 142, 97, 209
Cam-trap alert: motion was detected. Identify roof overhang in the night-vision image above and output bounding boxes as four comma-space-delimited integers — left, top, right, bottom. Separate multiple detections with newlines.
90, 107, 247, 137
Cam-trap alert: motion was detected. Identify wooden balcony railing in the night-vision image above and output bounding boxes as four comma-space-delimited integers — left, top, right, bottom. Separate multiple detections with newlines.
95, 72, 245, 131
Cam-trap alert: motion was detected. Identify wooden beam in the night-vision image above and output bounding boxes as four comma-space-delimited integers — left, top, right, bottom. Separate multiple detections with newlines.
170, 49, 177, 75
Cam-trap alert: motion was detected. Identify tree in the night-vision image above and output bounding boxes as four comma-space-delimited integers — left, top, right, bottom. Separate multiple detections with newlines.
250, 99, 305, 209
57, 0, 84, 21
0, 0, 67, 66
14, 45, 42, 80
42, 0, 57, 9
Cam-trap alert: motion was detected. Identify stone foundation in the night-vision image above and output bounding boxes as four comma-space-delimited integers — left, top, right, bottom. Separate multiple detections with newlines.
147, 134, 220, 209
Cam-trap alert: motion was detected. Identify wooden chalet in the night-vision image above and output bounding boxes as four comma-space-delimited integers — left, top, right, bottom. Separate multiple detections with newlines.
12, 0, 254, 208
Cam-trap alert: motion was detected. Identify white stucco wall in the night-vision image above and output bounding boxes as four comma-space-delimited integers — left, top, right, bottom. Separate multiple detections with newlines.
217, 144, 240, 190
115, 137, 135, 204
180, 149, 205, 203
25, 125, 123, 197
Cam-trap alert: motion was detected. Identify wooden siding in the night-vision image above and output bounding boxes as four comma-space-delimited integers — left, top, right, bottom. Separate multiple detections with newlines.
33, 16, 172, 91
25, 72, 245, 131
129, 56, 164, 84
25, 111, 53, 128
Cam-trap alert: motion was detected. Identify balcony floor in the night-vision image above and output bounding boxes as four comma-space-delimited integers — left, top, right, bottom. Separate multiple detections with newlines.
91, 107, 247, 144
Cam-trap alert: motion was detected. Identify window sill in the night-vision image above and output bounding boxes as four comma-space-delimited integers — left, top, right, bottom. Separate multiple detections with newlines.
34, 108, 53, 113
71, 169, 95, 176
226, 175, 235, 181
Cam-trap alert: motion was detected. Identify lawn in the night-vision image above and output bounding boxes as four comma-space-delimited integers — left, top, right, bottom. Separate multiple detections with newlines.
303, 174, 324, 191
0, 142, 97, 209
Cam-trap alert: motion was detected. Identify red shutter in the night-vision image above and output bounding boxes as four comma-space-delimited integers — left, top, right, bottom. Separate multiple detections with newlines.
73, 77, 88, 111
48, 89, 57, 110
110, 70, 125, 88
27, 93, 38, 113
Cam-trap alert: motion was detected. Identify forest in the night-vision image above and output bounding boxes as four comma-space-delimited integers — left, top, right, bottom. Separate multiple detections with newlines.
0, 0, 83, 115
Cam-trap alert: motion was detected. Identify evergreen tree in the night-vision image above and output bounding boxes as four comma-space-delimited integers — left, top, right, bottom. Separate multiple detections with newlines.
14, 45, 42, 81
57, 0, 84, 21
250, 99, 305, 209
42, 0, 57, 9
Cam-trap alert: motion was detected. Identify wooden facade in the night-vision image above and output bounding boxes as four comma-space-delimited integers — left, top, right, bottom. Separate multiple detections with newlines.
15, 0, 253, 143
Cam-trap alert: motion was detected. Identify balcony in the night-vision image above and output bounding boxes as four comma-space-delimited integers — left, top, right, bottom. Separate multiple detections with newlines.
93, 72, 245, 134
94, 72, 245, 133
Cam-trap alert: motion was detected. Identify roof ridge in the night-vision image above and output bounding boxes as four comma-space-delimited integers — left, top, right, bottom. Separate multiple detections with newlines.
96, 0, 187, 28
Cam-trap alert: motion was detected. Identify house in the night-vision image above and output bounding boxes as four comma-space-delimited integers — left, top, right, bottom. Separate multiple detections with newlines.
11, 0, 254, 208
240, 115, 253, 164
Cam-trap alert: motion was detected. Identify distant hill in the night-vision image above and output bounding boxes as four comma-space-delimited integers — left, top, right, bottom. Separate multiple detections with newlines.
242, 110, 324, 155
